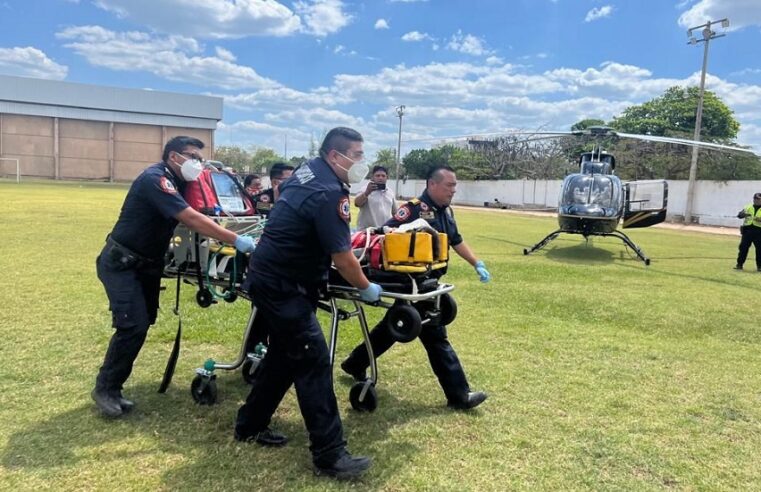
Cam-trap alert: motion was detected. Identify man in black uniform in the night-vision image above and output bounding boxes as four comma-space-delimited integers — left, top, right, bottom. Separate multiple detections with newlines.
341, 165, 491, 410
734, 192, 761, 271
92, 136, 257, 418
235, 127, 381, 480
251, 162, 295, 216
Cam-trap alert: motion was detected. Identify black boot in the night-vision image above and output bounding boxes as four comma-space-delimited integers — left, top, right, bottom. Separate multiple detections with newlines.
235, 427, 288, 447
91, 388, 123, 418
447, 391, 488, 410
313, 453, 372, 480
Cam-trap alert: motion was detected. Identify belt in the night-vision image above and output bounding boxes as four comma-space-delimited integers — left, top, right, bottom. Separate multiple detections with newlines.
104, 235, 159, 269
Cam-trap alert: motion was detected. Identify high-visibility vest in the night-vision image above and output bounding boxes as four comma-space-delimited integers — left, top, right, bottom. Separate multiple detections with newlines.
742, 204, 761, 228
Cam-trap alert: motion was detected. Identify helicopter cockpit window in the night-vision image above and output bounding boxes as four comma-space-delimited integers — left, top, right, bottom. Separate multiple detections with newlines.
561, 175, 622, 217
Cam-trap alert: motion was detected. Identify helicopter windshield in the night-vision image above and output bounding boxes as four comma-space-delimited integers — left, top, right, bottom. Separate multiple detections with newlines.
560, 174, 622, 217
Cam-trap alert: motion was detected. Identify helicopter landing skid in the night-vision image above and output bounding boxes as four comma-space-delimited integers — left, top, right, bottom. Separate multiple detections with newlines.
523, 229, 651, 265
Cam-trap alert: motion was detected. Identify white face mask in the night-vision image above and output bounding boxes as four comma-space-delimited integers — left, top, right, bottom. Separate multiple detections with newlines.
177, 154, 204, 181
335, 151, 369, 184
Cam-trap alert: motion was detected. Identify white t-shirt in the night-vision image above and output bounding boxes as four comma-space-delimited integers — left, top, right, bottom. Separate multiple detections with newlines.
357, 189, 398, 229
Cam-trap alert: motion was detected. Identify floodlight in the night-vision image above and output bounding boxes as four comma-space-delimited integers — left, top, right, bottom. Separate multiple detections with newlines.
721, 19, 730, 28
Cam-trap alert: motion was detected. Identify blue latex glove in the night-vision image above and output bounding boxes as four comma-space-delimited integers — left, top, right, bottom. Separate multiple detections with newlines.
359, 282, 382, 302
474, 260, 491, 283
234, 235, 256, 253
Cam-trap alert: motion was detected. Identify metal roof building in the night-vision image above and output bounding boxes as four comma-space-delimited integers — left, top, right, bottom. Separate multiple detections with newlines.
0, 74, 223, 181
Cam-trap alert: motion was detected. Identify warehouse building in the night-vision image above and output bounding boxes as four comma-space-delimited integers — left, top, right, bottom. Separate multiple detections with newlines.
0, 74, 222, 181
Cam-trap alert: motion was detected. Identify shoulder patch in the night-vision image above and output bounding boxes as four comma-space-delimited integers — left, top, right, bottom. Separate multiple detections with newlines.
337, 196, 351, 222
409, 198, 421, 205
394, 205, 411, 221
419, 202, 429, 211
160, 176, 177, 194
259, 193, 270, 203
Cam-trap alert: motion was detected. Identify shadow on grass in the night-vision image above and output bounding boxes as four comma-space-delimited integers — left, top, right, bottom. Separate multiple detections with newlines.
2, 372, 462, 487
545, 243, 617, 265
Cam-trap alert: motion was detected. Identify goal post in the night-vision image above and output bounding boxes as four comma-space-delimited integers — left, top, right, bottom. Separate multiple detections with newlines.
0, 157, 20, 183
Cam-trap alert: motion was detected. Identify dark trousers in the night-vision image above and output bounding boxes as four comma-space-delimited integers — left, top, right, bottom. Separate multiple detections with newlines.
95, 250, 161, 393
235, 276, 346, 466
343, 301, 470, 403
737, 227, 761, 269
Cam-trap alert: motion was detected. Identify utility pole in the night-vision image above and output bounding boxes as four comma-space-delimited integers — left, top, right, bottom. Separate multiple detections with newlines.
684, 18, 729, 223
395, 105, 405, 198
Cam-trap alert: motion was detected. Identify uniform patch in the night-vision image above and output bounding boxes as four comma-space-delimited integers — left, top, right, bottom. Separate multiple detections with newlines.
420, 202, 429, 211
160, 176, 176, 194
338, 197, 351, 222
394, 205, 411, 221
259, 193, 270, 203
420, 211, 436, 220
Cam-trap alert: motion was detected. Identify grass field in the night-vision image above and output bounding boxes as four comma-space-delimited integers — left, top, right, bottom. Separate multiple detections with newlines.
1, 179, 760, 491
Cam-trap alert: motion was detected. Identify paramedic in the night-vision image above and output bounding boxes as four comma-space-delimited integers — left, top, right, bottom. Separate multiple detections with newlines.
735, 192, 761, 271
251, 162, 295, 216
341, 165, 491, 410
235, 127, 379, 480
92, 136, 257, 418
355, 165, 398, 229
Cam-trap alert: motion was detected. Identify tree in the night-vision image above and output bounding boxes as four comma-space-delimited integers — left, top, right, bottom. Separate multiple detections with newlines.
610, 86, 739, 139
571, 119, 606, 132
214, 145, 252, 171
373, 148, 397, 174
250, 147, 284, 174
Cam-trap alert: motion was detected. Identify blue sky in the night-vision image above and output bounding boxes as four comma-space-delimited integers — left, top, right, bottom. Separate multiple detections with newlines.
1, 0, 760, 158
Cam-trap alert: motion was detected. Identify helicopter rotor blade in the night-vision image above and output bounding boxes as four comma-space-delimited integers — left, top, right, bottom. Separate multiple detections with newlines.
614, 132, 758, 156
402, 130, 578, 144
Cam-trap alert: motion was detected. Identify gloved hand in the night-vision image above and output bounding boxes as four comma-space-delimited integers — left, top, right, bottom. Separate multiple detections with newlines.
359, 282, 382, 302
234, 235, 256, 253
474, 260, 491, 283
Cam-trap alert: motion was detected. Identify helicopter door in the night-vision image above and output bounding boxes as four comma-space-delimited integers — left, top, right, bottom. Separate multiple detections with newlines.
623, 180, 668, 228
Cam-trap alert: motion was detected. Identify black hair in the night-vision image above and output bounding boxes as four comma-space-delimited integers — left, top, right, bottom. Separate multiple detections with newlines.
162, 136, 205, 162
372, 165, 388, 175
319, 127, 363, 159
269, 162, 295, 180
426, 165, 455, 183
754, 193, 761, 199
244, 174, 260, 187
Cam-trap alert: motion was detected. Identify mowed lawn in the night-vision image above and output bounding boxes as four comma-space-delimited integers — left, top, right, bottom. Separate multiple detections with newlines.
1, 179, 760, 491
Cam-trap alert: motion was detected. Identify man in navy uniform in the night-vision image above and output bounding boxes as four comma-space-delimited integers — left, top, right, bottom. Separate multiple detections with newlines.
251, 162, 295, 216
235, 127, 381, 480
92, 136, 257, 418
341, 165, 491, 410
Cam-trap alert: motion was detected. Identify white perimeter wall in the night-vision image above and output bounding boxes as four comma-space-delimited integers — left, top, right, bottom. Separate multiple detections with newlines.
351, 179, 761, 228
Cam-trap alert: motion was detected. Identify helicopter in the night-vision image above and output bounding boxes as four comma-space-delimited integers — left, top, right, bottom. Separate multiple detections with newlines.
513, 126, 758, 264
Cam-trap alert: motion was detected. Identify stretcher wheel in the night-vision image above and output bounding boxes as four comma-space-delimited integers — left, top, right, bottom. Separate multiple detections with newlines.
439, 293, 457, 326
190, 375, 218, 405
223, 291, 238, 303
241, 357, 260, 385
349, 382, 377, 412
196, 288, 214, 308
386, 304, 422, 343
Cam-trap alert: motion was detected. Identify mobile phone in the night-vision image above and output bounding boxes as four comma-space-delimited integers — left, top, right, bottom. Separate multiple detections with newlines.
375, 183, 386, 190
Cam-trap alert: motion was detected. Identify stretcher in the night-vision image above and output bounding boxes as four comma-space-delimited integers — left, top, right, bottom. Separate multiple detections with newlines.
163, 218, 457, 412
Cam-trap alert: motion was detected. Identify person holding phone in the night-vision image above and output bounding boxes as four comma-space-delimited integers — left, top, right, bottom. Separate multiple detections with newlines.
355, 165, 397, 229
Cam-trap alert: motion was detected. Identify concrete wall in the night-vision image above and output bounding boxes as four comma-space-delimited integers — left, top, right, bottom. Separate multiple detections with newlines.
0, 113, 214, 181
368, 178, 761, 228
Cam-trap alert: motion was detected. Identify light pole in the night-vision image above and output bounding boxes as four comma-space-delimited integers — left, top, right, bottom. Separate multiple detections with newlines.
683, 18, 729, 223
395, 105, 405, 199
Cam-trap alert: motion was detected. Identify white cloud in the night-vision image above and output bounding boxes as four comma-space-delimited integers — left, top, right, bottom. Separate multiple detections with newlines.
0, 46, 68, 79
678, 0, 761, 30
485, 56, 504, 65
214, 46, 236, 62
401, 31, 433, 42
294, 0, 352, 37
585, 5, 613, 22
374, 18, 389, 29
446, 30, 493, 56
56, 25, 277, 90
94, 0, 303, 38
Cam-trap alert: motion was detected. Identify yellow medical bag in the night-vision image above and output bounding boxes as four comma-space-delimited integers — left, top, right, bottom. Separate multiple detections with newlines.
381, 231, 448, 273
